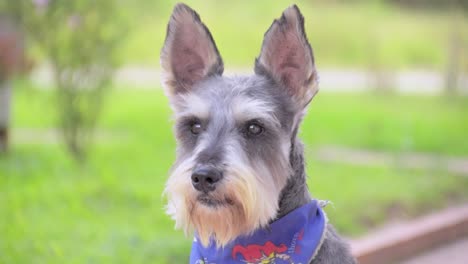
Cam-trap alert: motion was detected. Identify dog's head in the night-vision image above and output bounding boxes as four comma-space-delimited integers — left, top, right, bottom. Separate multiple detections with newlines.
161, 3, 318, 247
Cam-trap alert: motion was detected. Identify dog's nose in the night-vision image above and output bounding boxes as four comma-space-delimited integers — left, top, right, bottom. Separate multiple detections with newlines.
191, 167, 222, 193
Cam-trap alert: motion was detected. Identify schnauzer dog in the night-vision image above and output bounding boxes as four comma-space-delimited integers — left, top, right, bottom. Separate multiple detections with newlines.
161, 3, 356, 264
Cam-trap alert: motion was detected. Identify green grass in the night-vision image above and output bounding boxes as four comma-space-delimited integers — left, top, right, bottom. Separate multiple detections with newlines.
302, 92, 468, 155
117, 0, 468, 69
1, 85, 468, 263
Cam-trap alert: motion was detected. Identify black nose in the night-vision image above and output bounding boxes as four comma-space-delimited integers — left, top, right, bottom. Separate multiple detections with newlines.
191, 166, 222, 193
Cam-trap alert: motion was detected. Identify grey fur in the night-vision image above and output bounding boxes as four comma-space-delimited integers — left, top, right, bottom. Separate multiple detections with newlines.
162, 3, 357, 263
311, 226, 357, 264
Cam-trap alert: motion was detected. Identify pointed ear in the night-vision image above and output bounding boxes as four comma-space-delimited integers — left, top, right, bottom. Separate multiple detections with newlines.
160, 3, 224, 95
255, 5, 318, 108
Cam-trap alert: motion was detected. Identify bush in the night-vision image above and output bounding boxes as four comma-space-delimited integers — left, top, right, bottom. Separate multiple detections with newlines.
4, 0, 129, 162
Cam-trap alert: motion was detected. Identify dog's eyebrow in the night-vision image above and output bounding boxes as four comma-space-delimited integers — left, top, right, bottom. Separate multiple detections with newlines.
231, 97, 279, 127
173, 93, 210, 119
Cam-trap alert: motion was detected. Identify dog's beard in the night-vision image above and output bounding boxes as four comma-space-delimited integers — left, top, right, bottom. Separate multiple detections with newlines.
164, 155, 289, 247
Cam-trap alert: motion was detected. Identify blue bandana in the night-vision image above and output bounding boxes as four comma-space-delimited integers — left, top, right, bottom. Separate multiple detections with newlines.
190, 200, 327, 264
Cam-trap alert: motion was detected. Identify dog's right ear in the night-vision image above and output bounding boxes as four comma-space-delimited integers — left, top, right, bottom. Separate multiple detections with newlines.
160, 3, 224, 96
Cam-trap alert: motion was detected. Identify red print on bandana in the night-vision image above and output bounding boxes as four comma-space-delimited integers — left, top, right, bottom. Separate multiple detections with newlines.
232, 241, 288, 262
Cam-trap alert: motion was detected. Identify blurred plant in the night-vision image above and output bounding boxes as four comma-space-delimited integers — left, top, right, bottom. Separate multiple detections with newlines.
444, 3, 464, 96
367, 27, 396, 95
4, 0, 129, 162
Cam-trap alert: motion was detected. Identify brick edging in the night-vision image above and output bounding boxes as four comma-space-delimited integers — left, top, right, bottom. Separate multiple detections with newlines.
351, 204, 468, 264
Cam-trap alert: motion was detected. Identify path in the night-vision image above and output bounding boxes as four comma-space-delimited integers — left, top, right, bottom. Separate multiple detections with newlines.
30, 65, 468, 94
314, 145, 468, 175
10, 128, 129, 144
400, 238, 468, 264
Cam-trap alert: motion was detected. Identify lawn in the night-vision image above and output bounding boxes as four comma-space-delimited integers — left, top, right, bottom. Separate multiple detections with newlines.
1, 84, 468, 263
118, 0, 468, 69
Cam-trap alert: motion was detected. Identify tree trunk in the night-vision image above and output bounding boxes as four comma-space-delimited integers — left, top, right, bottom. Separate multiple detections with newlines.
0, 80, 11, 154
445, 4, 462, 96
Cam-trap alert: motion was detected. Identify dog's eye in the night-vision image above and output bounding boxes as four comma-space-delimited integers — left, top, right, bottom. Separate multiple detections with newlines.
190, 122, 203, 135
247, 123, 263, 136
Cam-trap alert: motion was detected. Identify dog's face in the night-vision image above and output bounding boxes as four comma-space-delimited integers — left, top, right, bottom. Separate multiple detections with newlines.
161, 3, 317, 247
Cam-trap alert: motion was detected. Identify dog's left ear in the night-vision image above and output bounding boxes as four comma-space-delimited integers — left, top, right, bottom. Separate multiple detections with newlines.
255, 5, 318, 109
161, 3, 224, 96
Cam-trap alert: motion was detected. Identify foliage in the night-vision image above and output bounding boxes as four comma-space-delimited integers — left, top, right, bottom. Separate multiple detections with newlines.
114, 0, 468, 70
4, 0, 129, 161
0, 17, 24, 81
388, 0, 468, 11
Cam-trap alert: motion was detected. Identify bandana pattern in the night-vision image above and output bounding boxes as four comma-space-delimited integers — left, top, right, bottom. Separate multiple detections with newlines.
190, 200, 327, 264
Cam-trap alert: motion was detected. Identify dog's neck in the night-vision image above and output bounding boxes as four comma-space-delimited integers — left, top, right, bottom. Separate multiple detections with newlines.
275, 136, 312, 220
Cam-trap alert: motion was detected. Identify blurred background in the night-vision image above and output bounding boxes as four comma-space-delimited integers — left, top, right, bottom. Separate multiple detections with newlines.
0, 0, 467, 263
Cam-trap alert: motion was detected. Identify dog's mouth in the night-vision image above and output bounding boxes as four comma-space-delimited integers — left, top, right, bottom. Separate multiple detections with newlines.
197, 194, 234, 207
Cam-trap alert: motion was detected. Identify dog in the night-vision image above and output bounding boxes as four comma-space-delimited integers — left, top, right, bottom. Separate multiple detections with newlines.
161, 3, 357, 264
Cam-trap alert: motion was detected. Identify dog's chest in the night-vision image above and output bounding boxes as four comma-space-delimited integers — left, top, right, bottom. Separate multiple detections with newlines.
190, 200, 327, 264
